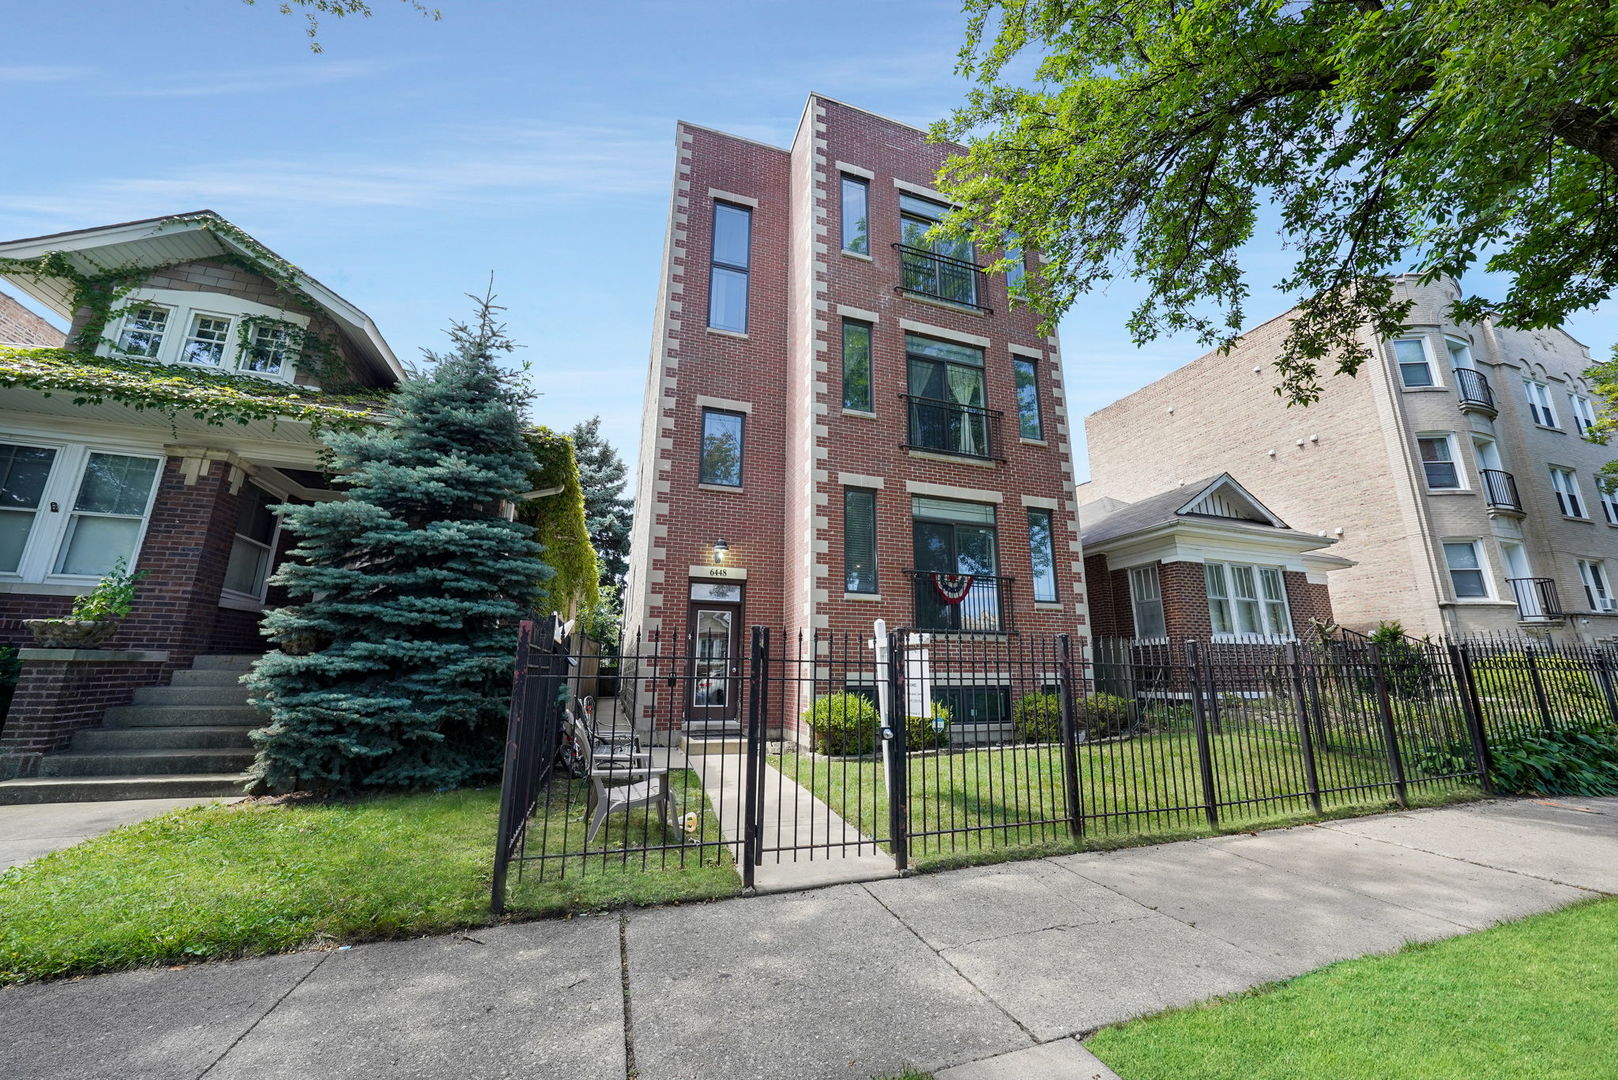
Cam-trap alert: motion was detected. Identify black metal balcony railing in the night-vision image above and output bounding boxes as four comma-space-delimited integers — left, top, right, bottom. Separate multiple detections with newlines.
1454, 367, 1496, 413
907, 570, 1013, 633
901, 394, 1003, 461
1480, 468, 1523, 512
1508, 577, 1564, 622
894, 243, 992, 314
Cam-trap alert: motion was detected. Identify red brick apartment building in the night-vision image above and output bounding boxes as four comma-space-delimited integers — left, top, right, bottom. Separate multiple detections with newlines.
623, 95, 1086, 743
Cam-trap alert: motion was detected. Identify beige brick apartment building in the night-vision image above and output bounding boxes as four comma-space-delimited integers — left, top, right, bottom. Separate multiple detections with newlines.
1083, 276, 1618, 641
624, 95, 1086, 743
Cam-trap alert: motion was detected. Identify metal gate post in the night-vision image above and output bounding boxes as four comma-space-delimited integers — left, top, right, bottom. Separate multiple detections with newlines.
1369, 643, 1410, 808
1448, 642, 1496, 796
1058, 634, 1085, 840
885, 629, 909, 873
1286, 641, 1325, 816
742, 626, 765, 892
491, 618, 537, 914
1187, 641, 1220, 829
1595, 649, 1618, 726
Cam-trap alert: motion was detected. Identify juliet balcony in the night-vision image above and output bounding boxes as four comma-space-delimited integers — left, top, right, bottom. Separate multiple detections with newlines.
1455, 367, 1497, 416
901, 394, 1004, 462
1480, 468, 1524, 515
894, 243, 992, 314
1508, 577, 1564, 622
906, 569, 1014, 634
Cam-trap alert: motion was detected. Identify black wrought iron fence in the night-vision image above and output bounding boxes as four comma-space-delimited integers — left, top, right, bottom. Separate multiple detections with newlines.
492, 621, 1618, 911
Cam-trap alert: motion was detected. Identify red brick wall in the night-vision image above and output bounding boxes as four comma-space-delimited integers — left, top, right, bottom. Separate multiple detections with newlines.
0, 657, 170, 773
0, 290, 65, 347
1086, 556, 1336, 646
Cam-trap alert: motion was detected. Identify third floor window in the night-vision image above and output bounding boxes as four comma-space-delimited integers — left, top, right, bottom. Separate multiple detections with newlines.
1524, 379, 1559, 428
708, 202, 751, 334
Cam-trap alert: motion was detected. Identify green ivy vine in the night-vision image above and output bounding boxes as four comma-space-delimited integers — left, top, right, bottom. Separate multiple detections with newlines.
519, 427, 600, 614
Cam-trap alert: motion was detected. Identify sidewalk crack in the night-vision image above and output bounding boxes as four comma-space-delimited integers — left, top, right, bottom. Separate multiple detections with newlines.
196, 948, 331, 1079
620, 911, 639, 1080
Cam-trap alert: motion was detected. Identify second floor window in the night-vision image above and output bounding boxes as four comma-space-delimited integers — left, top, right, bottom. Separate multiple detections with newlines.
1014, 358, 1043, 440
699, 409, 744, 487
1570, 394, 1598, 436
117, 305, 168, 357
181, 313, 233, 366
1027, 508, 1057, 603
1550, 466, 1586, 518
840, 175, 868, 255
1525, 380, 1558, 428
107, 290, 306, 381
1417, 435, 1460, 490
905, 334, 989, 458
1393, 339, 1433, 387
842, 320, 872, 412
708, 202, 751, 333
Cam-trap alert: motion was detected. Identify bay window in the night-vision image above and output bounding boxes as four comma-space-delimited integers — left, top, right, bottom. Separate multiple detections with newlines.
1205, 561, 1292, 638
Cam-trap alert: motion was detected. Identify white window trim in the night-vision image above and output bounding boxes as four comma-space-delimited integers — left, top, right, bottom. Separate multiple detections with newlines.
1416, 432, 1466, 492
1444, 335, 1475, 370
100, 288, 310, 384
1392, 337, 1439, 389
1205, 559, 1294, 641
1598, 477, 1618, 526
1578, 559, 1615, 612
1441, 538, 1493, 602
1550, 466, 1588, 518
0, 437, 164, 585
219, 476, 288, 608
1128, 565, 1167, 642
1524, 379, 1560, 428
1569, 394, 1598, 436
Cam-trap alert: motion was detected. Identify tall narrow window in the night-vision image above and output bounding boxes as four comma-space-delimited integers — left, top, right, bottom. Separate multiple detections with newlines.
1442, 541, 1488, 598
1550, 466, 1586, 517
223, 482, 280, 599
117, 305, 169, 358
54, 452, 161, 576
699, 409, 744, 487
0, 443, 57, 574
181, 313, 232, 366
1393, 339, 1434, 387
708, 203, 751, 333
1005, 234, 1026, 291
842, 319, 872, 412
844, 487, 878, 594
840, 175, 868, 255
1258, 567, 1291, 635
1027, 508, 1057, 602
1570, 394, 1597, 436
1129, 565, 1165, 639
1524, 380, 1559, 427
1598, 476, 1618, 525
1578, 559, 1614, 611
1014, 357, 1043, 440
1417, 435, 1460, 490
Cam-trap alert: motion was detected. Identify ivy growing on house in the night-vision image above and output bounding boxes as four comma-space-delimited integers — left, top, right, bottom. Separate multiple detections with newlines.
520, 427, 600, 615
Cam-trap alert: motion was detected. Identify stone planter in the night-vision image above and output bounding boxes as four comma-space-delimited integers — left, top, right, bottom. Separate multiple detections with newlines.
22, 618, 121, 650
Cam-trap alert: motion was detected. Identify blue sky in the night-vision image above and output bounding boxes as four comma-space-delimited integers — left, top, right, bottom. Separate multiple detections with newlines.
6, 0, 1617, 481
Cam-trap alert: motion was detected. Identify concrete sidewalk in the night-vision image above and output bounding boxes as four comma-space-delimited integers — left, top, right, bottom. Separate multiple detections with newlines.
4, 798, 1615, 1080
0, 797, 241, 871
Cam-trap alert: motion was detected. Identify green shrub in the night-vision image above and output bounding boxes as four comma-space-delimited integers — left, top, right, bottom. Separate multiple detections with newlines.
803, 693, 879, 755
1490, 724, 1618, 797
0, 646, 19, 691
1078, 692, 1135, 740
1472, 653, 1603, 712
905, 703, 952, 750
1013, 692, 1063, 742
1369, 621, 1434, 698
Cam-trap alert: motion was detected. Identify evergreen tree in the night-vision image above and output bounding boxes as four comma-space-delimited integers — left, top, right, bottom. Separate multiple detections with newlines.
569, 415, 632, 590
247, 294, 548, 792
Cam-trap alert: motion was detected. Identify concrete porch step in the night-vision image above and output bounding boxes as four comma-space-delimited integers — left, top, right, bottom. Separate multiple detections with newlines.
189, 654, 262, 671
103, 704, 262, 728
0, 774, 250, 805
131, 684, 254, 707
71, 726, 258, 752
36, 748, 257, 778
169, 668, 253, 688
680, 736, 747, 755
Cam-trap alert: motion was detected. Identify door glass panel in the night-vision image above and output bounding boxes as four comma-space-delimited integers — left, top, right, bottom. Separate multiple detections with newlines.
0, 444, 56, 573
693, 608, 733, 708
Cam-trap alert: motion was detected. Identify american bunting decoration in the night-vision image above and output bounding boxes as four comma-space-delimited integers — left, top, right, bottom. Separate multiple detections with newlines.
931, 572, 975, 605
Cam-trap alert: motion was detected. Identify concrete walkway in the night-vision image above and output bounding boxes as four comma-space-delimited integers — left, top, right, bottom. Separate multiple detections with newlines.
4, 798, 1615, 1080
0, 797, 241, 871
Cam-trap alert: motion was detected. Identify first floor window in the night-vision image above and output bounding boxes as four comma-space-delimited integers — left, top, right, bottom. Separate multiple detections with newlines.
223, 482, 281, 598
1578, 559, 1613, 611
844, 487, 877, 594
0, 443, 57, 574
54, 452, 161, 576
842, 319, 872, 412
1129, 565, 1165, 640
1394, 339, 1433, 387
1418, 435, 1460, 490
1027, 508, 1057, 602
1442, 541, 1488, 599
699, 409, 744, 487
1599, 477, 1618, 525
1205, 561, 1291, 637
1550, 467, 1586, 518
117, 305, 169, 357
181, 313, 233, 366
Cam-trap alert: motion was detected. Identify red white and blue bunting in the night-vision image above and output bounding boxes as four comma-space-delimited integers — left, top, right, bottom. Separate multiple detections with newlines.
930, 572, 975, 605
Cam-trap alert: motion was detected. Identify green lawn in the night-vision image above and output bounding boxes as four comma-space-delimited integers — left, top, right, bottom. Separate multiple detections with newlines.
776, 727, 1479, 867
0, 785, 739, 985
1087, 898, 1618, 1080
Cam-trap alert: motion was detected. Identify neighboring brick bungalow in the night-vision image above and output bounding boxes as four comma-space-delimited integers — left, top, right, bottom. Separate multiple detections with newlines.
0, 212, 406, 798
1078, 474, 1351, 656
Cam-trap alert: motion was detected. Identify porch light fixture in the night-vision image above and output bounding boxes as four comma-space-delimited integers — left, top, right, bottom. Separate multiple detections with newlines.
711, 538, 729, 565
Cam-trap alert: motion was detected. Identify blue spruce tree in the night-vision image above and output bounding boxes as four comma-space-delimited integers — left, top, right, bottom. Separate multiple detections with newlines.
247, 295, 549, 792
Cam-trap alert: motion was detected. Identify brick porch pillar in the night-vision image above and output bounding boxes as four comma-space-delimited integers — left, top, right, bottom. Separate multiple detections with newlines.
0, 648, 169, 779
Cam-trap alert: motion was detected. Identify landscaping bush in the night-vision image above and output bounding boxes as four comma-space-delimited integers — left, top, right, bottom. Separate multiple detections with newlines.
1013, 692, 1062, 742
1368, 621, 1435, 698
1078, 692, 1135, 739
906, 703, 952, 750
1472, 653, 1603, 712
804, 693, 879, 755
1489, 724, 1618, 797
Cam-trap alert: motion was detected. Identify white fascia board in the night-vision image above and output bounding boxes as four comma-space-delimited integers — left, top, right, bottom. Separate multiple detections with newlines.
1088, 520, 1339, 573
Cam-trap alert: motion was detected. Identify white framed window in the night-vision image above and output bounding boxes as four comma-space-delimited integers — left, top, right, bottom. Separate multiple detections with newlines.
1550, 466, 1587, 518
1129, 565, 1165, 640
1598, 477, 1618, 525
104, 288, 308, 382
1569, 394, 1598, 436
1578, 559, 1615, 612
1416, 434, 1461, 490
1205, 561, 1292, 638
1393, 338, 1435, 388
1441, 540, 1490, 599
0, 438, 163, 583
1444, 336, 1475, 369
222, 481, 283, 602
1524, 380, 1559, 428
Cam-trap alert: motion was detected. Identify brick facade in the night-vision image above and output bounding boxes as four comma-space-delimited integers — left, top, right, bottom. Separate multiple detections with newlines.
626, 95, 1087, 738
0, 290, 64, 347
0, 654, 170, 776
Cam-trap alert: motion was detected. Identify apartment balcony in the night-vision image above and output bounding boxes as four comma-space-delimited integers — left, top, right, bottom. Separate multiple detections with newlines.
901, 394, 1004, 461
894, 243, 992, 314
907, 570, 1013, 634
1508, 577, 1564, 622
1454, 368, 1496, 415
1479, 468, 1524, 515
